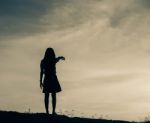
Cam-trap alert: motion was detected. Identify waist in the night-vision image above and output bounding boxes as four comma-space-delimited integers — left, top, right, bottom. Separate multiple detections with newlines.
45, 71, 56, 75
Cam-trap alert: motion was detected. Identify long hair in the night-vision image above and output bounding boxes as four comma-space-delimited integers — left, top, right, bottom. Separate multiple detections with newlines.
42, 48, 56, 70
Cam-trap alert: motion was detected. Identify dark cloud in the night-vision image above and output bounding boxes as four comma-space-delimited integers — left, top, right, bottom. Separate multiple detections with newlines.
0, 0, 104, 38
1, 0, 150, 38
139, 0, 150, 8
0, 0, 67, 37
109, 0, 150, 28
110, 10, 131, 28
0, 0, 47, 16
0, 0, 45, 37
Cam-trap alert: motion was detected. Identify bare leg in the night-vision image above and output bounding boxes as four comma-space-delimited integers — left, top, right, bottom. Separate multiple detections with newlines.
51, 93, 56, 114
44, 93, 49, 114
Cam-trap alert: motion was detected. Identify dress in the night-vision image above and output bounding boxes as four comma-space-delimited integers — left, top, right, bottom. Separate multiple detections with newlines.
41, 60, 61, 93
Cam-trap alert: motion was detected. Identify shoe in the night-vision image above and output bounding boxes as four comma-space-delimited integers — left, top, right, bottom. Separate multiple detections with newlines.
52, 112, 57, 115
46, 111, 49, 114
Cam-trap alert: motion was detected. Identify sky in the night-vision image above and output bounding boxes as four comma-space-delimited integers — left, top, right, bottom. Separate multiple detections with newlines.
1, 0, 150, 121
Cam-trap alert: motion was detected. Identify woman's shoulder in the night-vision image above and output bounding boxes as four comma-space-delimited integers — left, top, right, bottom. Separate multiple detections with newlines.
40, 59, 44, 67
41, 59, 44, 63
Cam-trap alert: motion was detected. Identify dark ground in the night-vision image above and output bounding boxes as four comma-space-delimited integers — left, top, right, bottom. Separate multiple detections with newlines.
0, 110, 142, 123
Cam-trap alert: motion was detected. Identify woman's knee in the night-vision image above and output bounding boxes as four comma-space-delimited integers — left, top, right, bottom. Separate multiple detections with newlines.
51, 93, 56, 97
45, 93, 49, 98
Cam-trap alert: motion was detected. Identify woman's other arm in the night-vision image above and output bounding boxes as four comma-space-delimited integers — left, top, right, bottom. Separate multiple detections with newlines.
40, 61, 44, 89
55, 56, 65, 63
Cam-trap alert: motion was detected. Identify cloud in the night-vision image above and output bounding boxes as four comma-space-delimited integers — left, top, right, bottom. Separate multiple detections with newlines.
139, 0, 150, 8
0, 0, 103, 38
0, 0, 65, 37
1, 0, 150, 38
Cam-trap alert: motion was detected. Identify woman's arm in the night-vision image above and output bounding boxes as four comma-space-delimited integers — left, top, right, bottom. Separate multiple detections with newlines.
55, 56, 65, 63
40, 61, 44, 89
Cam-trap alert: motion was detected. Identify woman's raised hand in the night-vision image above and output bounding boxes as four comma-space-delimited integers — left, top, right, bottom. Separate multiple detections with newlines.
58, 56, 65, 60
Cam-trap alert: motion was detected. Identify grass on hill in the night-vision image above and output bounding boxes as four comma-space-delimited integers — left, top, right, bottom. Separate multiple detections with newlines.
0, 110, 139, 123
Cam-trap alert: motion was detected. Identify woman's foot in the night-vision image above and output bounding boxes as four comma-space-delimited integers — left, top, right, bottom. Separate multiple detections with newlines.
46, 110, 49, 114
52, 111, 57, 115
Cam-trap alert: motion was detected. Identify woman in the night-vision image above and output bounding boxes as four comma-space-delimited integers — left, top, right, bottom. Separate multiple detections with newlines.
40, 48, 65, 114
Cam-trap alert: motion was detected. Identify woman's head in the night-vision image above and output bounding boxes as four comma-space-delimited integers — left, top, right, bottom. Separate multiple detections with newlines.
44, 48, 56, 62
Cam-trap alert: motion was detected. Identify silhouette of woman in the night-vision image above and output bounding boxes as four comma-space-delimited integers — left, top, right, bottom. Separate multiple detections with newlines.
40, 48, 65, 114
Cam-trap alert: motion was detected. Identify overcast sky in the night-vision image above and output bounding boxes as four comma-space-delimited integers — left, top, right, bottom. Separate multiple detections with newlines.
1, 0, 150, 121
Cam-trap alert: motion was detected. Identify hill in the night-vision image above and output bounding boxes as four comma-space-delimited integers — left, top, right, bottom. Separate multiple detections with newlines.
0, 110, 137, 123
